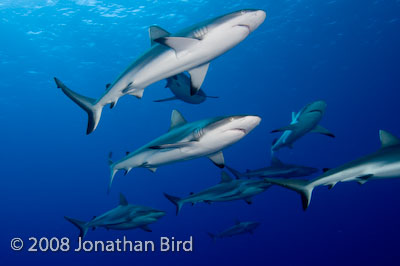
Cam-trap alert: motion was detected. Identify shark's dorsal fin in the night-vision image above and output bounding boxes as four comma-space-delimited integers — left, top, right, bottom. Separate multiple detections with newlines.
220, 171, 233, 183
379, 130, 400, 149
208, 151, 225, 168
149, 26, 170, 46
119, 193, 128, 206
271, 156, 284, 166
169, 110, 187, 131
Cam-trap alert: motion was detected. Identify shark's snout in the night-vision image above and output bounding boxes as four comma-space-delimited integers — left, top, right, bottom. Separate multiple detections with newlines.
245, 10, 266, 32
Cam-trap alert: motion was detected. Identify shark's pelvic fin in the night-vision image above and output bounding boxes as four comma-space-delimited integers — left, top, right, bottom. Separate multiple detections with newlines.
54, 77, 102, 135
379, 130, 400, 149
271, 124, 296, 133
119, 193, 128, 206
266, 178, 314, 211
163, 193, 183, 215
153, 96, 178, 103
244, 197, 252, 204
140, 225, 152, 232
169, 110, 187, 131
147, 167, 157, 173
208, 151, 225, 168
149, 25, 170, 46
188, 63, 210, 95
311, 125, 335, 138
220, 171, 233, 183
64, 216, 88, 239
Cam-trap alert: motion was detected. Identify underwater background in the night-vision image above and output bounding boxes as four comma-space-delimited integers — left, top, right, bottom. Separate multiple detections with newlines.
1, 0, 400, 265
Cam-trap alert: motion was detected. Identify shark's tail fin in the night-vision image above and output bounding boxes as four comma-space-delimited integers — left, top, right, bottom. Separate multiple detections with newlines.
54, 77, 103, 135
225, 165, 244, 179
163, 193, 183, 215
64, 216, 89, 239
265, 178, 314, 211
207, 232, 217, 241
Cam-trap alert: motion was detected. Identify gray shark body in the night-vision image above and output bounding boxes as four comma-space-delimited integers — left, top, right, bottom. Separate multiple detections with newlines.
54, 9, 266, 134
226, 156, 318, 179
208, 221, 260, 240
108, 110, 261, 192
154, 72, 218, 104
266, 130, 400, 210
271, 100, 334, 153
164, 172, 271, 214
65, 194, 165, 238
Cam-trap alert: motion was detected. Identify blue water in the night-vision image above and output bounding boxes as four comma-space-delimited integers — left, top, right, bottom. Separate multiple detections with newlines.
2, 0, 400, 265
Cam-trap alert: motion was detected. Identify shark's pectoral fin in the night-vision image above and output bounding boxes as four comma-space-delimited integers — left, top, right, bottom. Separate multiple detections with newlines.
140, 225, 152, 232
188, 63, 210, 95
208, 151, 225, 168
149, 26, 170, 46
154, 96, 178, 103
311, 125, 335, 138
154, 36, 200, 55
149, 141, 195, 149
244, 198, 252, 205
271, 155, 284, 166
271, 124, 297, 133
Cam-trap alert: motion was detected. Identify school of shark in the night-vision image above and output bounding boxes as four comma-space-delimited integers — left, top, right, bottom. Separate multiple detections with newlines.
54, 9, 400, 240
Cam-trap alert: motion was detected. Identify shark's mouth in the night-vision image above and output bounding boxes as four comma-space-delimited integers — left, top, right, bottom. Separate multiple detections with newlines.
307, 109, 323, 114
233, 128, 247, 134
235, 24, 251, 33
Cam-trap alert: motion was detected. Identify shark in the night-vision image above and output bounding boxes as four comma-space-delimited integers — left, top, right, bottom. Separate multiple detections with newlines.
266, 130, 400, 210
163, 171, 271, 215
208, 221, 260, 240
108, 110, 261, 192
64, 194, 165, 238
271, 100, 335, 153
54, 9, 266, 134
154, 72, 218, 104
226, 156, 319, 179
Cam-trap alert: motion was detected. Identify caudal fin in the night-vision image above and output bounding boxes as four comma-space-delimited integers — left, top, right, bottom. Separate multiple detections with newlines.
265, 178, 314, 211
163, 193, 183, 215
64, 216, 89, 239
54, 77, 103, 134
225, 165, 244, 179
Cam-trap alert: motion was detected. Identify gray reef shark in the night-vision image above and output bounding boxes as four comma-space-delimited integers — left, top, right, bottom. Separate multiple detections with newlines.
226, 156, 319, 179
108, 110, 261, 192
271, 100, 335, 153
64, 194, 165, 238
266, 130, 400, 210
164, 171, 271, 215
54, 9, 266, 134
154, 72, 218, 104
208, 221, 260, 240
